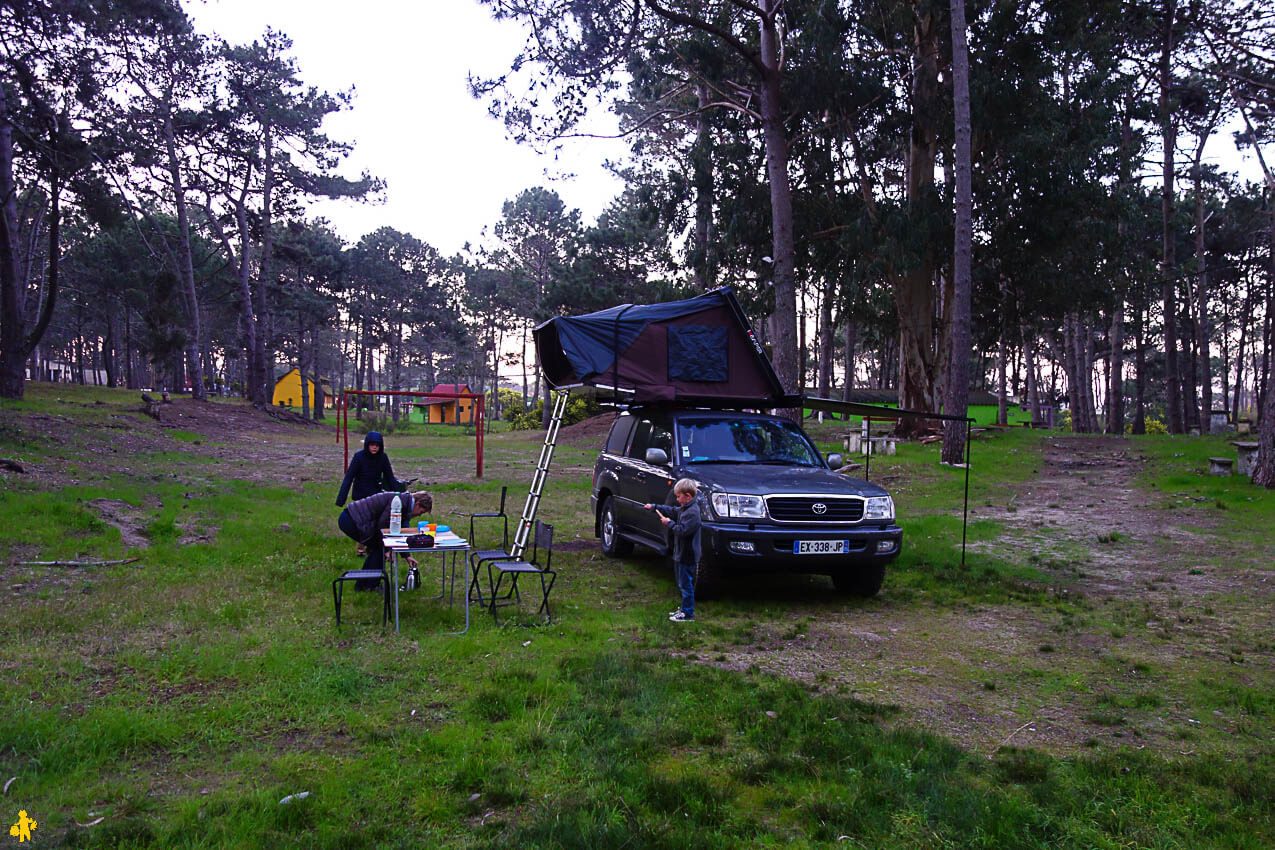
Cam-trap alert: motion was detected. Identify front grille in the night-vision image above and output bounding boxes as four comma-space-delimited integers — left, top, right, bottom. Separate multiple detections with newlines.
766, 496, 864, 522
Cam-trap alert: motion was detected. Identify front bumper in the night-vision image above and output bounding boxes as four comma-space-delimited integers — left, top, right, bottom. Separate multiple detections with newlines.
702, 520, 903, 571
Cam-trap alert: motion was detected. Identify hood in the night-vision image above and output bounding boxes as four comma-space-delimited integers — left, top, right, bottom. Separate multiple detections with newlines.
364, 431, 384, 451
680, 462, 890, 498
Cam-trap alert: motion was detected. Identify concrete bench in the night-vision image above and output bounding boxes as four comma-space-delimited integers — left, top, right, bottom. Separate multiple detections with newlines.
864, 436, 898, 456
1233, 441, 1260, 477
1208, 457, 1234, 476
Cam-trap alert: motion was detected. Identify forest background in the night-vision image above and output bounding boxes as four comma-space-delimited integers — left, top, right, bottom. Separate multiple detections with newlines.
3, 0, 1275, 481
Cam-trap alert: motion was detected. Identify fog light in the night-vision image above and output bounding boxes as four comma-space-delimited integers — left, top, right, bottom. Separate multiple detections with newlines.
876, 540, 895, 553
729, 541, 756, 554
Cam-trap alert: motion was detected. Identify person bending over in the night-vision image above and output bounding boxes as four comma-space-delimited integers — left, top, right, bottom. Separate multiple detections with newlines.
338, 490, 433, 590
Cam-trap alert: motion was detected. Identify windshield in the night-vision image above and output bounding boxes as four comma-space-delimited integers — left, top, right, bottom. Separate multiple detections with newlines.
677, 418, 823, 467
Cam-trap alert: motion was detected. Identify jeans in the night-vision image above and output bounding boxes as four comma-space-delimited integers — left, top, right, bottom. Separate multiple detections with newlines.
339, 509, 383, 588
676, 560, 696, 618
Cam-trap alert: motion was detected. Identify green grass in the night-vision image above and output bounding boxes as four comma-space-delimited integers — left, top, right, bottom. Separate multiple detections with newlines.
2, 383, 1274, 847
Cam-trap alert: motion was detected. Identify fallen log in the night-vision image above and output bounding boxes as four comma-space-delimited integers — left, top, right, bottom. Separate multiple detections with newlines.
19, 558, 141, 568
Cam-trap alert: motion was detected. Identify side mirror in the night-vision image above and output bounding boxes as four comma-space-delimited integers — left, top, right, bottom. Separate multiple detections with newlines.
645, 447, 669, 466
827, 453, 844, 470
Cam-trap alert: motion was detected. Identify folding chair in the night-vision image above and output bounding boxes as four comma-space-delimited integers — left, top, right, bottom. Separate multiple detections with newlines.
486, 520, 556, 625
332, 568, 390, 627
467, 486, 511, 605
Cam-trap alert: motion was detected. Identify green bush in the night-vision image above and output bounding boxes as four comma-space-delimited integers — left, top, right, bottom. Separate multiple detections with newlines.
508, 394, 601, 430
1124, 416, 1168, 435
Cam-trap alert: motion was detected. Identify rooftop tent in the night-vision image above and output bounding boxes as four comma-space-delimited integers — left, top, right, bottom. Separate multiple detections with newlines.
534, 287, 792, 406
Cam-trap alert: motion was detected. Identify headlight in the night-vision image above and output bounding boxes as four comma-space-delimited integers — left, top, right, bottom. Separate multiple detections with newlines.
710, 492, 766, 519
864, 496, 894, 521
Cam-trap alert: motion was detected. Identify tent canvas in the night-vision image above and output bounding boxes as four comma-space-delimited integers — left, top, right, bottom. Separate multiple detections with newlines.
533, 287, 791, 406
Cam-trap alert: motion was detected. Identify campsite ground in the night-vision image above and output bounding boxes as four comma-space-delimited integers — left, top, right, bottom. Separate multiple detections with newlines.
2, 384, 1273, 847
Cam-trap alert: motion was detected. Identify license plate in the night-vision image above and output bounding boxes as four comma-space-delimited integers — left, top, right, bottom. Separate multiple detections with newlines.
795, 539, 849, 555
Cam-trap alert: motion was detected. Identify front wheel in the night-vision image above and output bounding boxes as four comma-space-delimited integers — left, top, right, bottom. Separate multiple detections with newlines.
600, 497, 633, 557
693, 556, 724, 600
831, 563, 885, 597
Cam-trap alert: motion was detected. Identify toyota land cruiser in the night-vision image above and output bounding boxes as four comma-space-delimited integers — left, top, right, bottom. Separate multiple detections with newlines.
591, 407, 902, 597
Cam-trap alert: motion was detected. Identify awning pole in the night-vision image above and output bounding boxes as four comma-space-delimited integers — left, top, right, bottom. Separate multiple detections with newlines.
864, 416, 872, 481
961, 418, 972, 568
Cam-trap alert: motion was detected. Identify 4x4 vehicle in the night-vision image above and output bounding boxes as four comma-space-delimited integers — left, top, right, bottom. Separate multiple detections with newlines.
591, 407, 902, 597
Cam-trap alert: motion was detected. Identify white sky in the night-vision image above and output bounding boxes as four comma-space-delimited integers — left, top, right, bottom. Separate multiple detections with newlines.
188, 0, 629, 256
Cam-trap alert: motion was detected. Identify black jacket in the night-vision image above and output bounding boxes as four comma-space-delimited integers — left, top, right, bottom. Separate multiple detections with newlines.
336, 431, 402, 506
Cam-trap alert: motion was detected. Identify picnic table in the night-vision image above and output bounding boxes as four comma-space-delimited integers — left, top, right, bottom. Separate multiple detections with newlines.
1232, 441, 1260, 477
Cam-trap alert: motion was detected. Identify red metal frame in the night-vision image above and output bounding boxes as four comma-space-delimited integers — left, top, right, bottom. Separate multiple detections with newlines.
340, 389, 485, 478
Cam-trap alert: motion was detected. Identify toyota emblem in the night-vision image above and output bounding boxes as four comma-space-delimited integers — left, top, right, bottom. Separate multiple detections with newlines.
812, 502, 827, 515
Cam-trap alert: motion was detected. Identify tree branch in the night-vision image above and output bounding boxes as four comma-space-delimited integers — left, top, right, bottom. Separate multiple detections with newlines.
644, 0, 768, 78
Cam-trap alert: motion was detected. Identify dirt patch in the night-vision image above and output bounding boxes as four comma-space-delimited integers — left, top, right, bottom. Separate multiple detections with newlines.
87, 498, 152, 549
685, 435, 1275, 758
556, 413, 619, 447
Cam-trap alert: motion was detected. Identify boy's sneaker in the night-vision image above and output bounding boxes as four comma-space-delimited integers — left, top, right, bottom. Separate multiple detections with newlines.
669, 610, 694, 622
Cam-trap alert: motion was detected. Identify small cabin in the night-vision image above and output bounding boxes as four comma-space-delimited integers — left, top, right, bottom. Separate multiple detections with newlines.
272, 369, 330, 409
420, 383, 477, 424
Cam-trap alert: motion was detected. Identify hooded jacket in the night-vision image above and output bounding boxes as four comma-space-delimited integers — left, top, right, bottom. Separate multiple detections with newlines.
336, 431, 402, 506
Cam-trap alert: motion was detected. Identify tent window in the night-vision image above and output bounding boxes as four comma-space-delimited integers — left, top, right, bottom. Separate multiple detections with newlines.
668, 326, 727, 382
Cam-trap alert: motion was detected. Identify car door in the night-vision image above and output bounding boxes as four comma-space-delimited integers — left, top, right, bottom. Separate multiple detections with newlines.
628, 412, 676, 543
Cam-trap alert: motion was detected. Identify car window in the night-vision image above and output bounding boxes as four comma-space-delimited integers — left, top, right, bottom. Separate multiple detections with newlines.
605, 416, 634, 454
628, 415, 673, 463
679, 417, 821, 466
627, 419, 652, 459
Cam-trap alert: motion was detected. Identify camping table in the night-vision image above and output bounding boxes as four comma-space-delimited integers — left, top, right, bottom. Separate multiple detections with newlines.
382, 530, 473, 635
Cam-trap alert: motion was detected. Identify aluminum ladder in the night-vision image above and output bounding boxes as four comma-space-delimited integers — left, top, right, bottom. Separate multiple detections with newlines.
511, 389, 570, 558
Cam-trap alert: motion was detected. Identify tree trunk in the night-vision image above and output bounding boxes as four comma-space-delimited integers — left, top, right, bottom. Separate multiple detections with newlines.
0, 82, 26, 399
895, 10, 942, 434
941, 0, 972, 465
1065, 316, 1082, 432
1134, 298, 1147, 433
1159, 0, 1182, 433
691, 81, 714, 290
1256, 207, 1275, 487
1193, 162, 1211, 431
254, 123, 275, 406
1108, 304, 1125, 434
163, 104, 206, 402
843, 318, 857, 402
758, 3, 799, 409
997, 326, 1008, 426
818, 279, 834, 400
1026, 328, 1041, 427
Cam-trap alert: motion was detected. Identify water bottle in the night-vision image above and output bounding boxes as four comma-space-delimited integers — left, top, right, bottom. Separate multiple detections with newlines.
389, 494, 402, 535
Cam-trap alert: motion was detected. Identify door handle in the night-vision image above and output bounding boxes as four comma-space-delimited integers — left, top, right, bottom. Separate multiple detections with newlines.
634, 472, 647, 482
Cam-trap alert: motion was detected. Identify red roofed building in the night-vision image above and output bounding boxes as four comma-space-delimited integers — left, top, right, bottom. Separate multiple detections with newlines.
420, 383, 477, 424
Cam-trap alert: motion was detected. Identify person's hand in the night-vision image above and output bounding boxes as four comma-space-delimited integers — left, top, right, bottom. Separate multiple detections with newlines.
660, 515, 671, 526
406, 556, 418, 568
643, 503, 653, 510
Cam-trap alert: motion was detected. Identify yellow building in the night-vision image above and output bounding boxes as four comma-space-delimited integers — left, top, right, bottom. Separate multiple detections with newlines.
423, 383, 476, 424
272, 369, 330, 409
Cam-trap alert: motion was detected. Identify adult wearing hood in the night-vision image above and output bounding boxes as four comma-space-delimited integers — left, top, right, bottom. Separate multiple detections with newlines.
336, 431, 405, 507
338, 490, 434, 589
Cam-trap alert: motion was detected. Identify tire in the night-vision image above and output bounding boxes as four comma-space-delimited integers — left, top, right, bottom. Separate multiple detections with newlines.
831, 564, 885, 597
693, 555, 724, 600
600, 497, 633, 557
